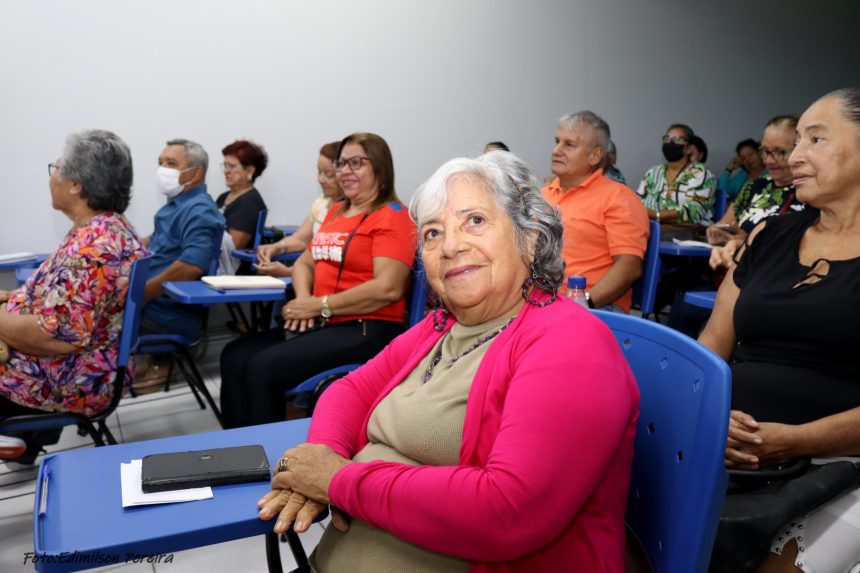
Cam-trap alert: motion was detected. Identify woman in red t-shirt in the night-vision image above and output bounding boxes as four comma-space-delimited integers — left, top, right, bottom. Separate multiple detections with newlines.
219, 133, 417, 428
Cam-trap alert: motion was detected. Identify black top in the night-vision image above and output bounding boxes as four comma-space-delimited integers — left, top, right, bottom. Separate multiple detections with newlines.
216, 188, 267, 236
731, 208, 860, 424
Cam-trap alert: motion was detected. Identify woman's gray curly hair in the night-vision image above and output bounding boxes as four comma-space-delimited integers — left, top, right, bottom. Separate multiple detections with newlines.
409, 150, 565, 290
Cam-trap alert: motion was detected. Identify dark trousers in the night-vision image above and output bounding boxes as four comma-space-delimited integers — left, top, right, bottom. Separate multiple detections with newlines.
219, 320, 404, 428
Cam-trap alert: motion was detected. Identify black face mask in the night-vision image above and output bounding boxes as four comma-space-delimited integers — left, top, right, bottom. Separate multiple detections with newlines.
662, 142, 686, 162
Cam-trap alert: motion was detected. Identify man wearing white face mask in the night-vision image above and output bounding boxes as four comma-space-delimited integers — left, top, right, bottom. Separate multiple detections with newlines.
141, 138, 224, 340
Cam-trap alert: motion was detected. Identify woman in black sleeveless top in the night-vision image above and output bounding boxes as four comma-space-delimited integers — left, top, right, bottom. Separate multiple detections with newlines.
699, 87, 860, 572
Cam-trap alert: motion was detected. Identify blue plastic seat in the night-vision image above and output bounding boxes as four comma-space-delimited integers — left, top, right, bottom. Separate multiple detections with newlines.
136, 257, 224, 427
631, 220, 662, 318
593, 310, 731, 573
0, 256, 152, 447
252, 209, 268, 250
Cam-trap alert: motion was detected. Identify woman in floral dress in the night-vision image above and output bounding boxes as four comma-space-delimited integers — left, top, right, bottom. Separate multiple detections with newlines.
0, 130, 146, 463
637, 123, 716, 226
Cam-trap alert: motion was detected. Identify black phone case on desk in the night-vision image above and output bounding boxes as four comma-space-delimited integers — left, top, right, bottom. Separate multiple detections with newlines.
141, 445, 271, 493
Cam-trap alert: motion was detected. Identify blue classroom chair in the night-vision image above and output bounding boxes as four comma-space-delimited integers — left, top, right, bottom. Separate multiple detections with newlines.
593, 310, 731, 573
631, 220, 662, 319
252, 209, 268, 250
225, 209, 270, 331
136, 257, 224, 427
0, 256, 152, 448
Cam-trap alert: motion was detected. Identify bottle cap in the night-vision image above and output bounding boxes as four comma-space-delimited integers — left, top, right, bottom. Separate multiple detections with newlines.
571, 275, 587, 289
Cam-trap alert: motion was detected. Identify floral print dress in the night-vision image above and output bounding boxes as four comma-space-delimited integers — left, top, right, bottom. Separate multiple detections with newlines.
0, 213, 146, 416
733, 175, 805, 233
636, 162, 716, 224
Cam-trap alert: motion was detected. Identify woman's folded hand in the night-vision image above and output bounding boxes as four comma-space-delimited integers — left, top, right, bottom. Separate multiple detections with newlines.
273, 443, 352, 505
725, 410, 804, 469
258, 488, 327, 534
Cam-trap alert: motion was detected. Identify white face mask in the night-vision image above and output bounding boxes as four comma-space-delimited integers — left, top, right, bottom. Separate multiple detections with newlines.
156, 166, 192, 198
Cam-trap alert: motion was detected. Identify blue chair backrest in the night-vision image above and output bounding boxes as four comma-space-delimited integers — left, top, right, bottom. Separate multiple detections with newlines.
252, 209, 269, 250
117, 256, 152, 370
407, 259, 428, 328
713, 187, 727, 221
593, 310, 731, 573
631, 220, 661, 316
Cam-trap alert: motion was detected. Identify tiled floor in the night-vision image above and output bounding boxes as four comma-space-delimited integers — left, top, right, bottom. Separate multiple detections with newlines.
0, 311, 326, 573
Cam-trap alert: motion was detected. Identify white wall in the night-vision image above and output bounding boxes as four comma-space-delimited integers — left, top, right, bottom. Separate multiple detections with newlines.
1, 0, 858, 253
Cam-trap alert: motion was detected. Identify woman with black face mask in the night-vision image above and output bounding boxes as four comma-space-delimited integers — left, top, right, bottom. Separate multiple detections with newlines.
636, 123, 716, 226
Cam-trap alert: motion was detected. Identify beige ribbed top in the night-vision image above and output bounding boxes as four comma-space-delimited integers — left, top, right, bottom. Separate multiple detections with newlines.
310, 316, 513, 573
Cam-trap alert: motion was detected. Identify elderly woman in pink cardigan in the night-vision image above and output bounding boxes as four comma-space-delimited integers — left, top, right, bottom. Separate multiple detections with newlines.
258, 151, 640, 572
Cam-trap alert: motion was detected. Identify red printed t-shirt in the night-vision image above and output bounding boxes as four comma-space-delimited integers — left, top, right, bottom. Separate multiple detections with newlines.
310, 202, 416, 324
542, 170, 649, 312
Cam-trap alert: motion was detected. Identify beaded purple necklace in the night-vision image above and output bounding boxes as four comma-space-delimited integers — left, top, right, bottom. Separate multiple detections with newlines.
422, 316, 516, 384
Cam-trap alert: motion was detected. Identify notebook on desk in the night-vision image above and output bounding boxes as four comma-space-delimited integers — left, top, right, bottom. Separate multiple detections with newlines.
202, 275, 287, 290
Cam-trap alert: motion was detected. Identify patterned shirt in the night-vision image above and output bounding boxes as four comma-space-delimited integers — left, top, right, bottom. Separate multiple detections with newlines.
636, 162, 716, 224
0, 213, 146, 416
733, 175, 805, 233
309, 195, 333, 236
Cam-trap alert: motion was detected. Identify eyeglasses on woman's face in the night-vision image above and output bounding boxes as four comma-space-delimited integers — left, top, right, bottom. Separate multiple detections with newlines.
48, 162, 60, 177
759, 146, 794, 161
333, 156, 371, 172
662, 135, 689, 145
221, 161, 242, 172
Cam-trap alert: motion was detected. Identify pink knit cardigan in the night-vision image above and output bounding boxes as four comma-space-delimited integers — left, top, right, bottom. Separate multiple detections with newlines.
307, 297, 639, 572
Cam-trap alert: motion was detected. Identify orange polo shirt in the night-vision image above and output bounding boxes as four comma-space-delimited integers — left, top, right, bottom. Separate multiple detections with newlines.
542, 170, 649, 312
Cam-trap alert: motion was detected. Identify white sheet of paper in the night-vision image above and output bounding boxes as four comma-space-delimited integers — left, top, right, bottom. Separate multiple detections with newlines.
201, 275, 287, 290
120, 459, 213, 508
671, 238, 714, 249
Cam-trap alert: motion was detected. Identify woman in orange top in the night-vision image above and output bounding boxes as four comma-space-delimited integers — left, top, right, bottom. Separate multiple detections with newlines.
219, 133, 416, 428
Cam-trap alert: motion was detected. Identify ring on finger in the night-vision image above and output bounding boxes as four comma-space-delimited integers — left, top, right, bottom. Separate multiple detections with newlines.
277, 457, 290, 473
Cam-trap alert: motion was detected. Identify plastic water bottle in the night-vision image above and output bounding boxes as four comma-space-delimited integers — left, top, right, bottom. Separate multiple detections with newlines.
566, 275, 589, 308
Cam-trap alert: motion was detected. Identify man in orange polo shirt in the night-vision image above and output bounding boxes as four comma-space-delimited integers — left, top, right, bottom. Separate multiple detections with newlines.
542, 111, 649, 312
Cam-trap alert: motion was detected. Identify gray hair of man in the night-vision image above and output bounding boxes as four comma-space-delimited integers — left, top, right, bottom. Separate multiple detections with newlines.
558, 111, 611, 157
166, 138, 209, 174
60, 129, 134, 213
410, 151, 565, 290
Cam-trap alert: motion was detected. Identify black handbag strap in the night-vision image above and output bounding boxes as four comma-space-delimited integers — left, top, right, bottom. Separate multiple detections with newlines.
333, 212, 369, 293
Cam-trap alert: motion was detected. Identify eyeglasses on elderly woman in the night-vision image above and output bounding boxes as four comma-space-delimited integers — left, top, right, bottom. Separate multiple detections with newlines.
758, 146, 795, 161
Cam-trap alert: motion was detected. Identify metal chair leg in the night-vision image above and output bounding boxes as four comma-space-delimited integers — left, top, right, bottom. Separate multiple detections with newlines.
172, 356, 207, 410
78, 420, 106, 447
178, 348, 224, 427
227, 302, 252, 334
98, 420, 118, 445
265, 532, 284, 573
285, 529, 309, 567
